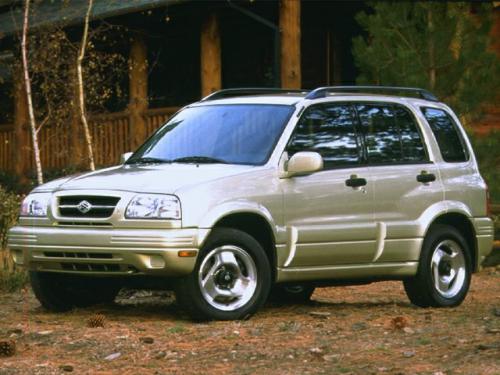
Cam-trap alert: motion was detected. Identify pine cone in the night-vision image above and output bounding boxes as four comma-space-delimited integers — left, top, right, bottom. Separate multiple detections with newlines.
391, 316, 409, 330
87, 314, 105, 328
0, 340, 16, 357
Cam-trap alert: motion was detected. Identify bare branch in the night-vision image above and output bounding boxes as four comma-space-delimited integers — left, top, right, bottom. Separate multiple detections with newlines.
35, 108, 51, 135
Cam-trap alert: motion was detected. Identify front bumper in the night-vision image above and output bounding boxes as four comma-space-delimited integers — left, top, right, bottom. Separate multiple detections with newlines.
7, 225, 210, 276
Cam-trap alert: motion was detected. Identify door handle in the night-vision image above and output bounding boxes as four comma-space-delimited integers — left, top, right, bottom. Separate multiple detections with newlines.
416, 171, 436, 183
345, 175, 367, 188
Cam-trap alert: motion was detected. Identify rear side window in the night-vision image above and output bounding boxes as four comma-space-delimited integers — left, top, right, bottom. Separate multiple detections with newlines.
356, 104, 427, 164
421, 107, 468, 162
287, 104, 361, 169
394, 106, 428, 162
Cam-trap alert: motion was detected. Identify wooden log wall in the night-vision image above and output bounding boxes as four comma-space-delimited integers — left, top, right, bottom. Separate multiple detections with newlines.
128, 35, 149, 150
280, 0, 301, 88
200, 12, 221, 97
0, 126, 14, 172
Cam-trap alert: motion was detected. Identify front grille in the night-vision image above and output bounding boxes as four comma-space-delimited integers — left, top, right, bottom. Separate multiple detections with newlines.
60, 263, 121, 272
44, 252, 113, 259
58, 196, 120, 218
56, 222, 113, 227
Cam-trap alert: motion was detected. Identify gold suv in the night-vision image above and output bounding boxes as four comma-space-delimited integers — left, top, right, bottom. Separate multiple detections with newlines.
8, 86, 494, 320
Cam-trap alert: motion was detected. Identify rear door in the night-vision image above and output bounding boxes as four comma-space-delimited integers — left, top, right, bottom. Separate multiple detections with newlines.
355, 102, 444, 263
282, 103, 377, 267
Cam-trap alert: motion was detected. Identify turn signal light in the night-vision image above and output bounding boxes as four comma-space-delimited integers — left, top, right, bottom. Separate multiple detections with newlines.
178, 250, 197, 258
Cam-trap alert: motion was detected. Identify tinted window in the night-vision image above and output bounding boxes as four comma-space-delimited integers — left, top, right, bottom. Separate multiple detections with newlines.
287, 104, 361, 169
356, 104, 427, 164
394, 106, 427, 162
356, 104, 401, 164
422, 107, 468, 162
128, 104, 294, 166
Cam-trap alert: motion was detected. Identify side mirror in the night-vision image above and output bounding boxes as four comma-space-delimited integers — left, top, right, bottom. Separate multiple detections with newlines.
121, 152, 133, 164
286, 152, 323, 177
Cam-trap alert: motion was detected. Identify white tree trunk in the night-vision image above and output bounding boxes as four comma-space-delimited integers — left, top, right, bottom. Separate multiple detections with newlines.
76, 0, 95, 171
21, 0, 43, 185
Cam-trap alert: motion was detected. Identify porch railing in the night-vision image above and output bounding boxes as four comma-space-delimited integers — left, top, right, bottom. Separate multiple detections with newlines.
0, 106, 178, 175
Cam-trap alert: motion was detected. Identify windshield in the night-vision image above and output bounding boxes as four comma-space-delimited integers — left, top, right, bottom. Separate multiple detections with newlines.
127, 104, 295, 166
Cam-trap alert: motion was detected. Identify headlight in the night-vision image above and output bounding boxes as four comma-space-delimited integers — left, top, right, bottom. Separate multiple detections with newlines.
125, 194, 181, 220
20, 193, 51, 217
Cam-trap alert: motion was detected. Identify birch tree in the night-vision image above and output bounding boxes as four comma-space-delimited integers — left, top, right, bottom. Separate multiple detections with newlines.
76, 0, 96, 171
21, 0, 43, 184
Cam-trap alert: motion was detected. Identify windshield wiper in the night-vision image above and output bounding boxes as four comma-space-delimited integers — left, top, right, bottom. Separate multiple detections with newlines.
171, 156, 228, 164
127, 157, 172, 165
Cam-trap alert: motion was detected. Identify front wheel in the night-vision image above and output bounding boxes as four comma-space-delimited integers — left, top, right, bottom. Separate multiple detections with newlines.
175, 228, 271, 320
403, 224, 471, 308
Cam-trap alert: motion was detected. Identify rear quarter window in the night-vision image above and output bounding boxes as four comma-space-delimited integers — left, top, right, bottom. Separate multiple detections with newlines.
421, 107, 469, 163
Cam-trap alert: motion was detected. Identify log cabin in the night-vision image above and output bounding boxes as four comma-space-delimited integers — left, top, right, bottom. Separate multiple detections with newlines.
0, 0, 497, 183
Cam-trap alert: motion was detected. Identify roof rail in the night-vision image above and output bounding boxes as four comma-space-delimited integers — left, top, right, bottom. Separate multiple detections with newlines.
305, 86, 439, 102
202, 88, 309, 101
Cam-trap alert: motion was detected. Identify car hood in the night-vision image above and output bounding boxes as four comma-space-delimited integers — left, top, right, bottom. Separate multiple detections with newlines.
39, 163, 257, 194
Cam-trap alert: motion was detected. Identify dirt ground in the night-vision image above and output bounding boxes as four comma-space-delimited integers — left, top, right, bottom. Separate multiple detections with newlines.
0, 268, 499, 375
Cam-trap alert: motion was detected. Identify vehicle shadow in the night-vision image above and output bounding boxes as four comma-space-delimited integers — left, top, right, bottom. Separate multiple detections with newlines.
26, 290, 414, 322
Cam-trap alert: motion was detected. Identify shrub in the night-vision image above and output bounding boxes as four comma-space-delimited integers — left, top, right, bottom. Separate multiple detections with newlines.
470, 131, 500, 204
0, 269, 28, 293
0, 186, 27, 293
0, 186, 21, 251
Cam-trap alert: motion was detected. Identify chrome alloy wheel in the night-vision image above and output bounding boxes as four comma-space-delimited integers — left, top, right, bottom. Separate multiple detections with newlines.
198, 245, 257, 311
430, 240, 466, 298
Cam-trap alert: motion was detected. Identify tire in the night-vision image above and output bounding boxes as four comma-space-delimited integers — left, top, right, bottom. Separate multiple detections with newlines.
269, 284, 315, 305
30, 272, 120, 312
175, 228, 272, 320
403, 224, 472, 308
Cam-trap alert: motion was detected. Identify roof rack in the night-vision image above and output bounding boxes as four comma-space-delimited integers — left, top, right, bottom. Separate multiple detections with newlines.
202, 88, 309, 101
305, 86, 439, 102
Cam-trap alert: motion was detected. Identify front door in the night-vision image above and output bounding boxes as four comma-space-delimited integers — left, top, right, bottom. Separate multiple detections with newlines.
282, 103, 377, 267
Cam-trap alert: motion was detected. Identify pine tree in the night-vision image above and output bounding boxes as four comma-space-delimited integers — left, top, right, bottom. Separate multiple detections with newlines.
352, 3, 500, 125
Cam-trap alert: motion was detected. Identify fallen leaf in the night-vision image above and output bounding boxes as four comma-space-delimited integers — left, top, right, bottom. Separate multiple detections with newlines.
37, 330, 53, 336
104, 352, 121, 361
403, 350, 415, 358
403, 327, 415, 334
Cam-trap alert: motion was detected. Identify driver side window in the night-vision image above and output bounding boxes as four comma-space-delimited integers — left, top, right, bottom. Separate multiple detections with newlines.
287, 104, 362, 169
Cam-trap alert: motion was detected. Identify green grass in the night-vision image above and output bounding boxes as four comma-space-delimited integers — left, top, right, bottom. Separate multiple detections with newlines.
415, 337, 431, 346
337, 367, 351, 374
167, 324, 187, 334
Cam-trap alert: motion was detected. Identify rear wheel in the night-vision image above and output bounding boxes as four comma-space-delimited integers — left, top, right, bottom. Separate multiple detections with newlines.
403, 224, 471, 308
175, 228, 271, 320
30, 272, 120, 312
